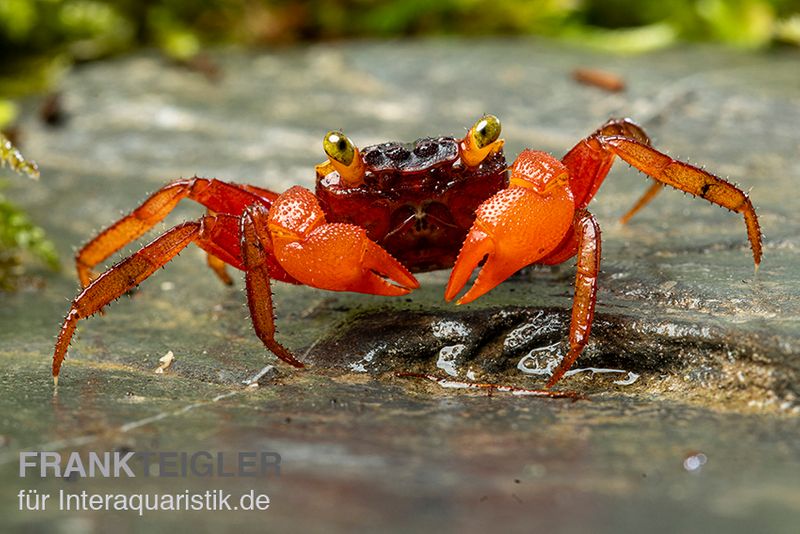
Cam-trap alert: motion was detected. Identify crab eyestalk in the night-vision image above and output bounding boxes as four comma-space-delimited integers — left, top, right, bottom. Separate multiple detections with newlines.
460, 115, 504, 168
318, 130, 366, 187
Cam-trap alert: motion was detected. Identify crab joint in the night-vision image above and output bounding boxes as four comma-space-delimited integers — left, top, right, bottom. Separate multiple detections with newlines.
508, 150, 570, 194
319, 131, 366, 188
460, 115, 505, 168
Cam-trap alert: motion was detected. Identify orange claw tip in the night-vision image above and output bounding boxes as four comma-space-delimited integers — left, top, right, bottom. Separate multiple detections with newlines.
453, 262, 510, 305
361, 240, 419, 294
445, 246, 512, 306
357, 274, 415, 297
444, 228, 493, 303
53, 375, 59, 386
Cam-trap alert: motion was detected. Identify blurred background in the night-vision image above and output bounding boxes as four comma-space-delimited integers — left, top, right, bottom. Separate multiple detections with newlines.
1, 0, 799, 285
3, 0, 800, 146
2, 0, 800, 100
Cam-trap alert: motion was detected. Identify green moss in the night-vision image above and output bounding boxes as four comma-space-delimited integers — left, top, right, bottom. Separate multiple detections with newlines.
0, 0, 798, 66
1, 131, 39, 179
0, 133, 58, 289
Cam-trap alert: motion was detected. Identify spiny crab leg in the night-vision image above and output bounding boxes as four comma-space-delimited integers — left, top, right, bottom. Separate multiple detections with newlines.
546, 210, 601, 388
241, 205, 304, 368
74, 178, 277, 287
268, 186, 419, 295
600, 135, 762, 268
53, 221, 204, 382
206, 252, 234, 285
619, 181, 663, 224
562, 118, 652, 210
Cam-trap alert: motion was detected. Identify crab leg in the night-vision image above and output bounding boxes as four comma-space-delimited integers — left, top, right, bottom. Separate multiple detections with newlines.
54, 221, 202, 381
546, 210, 601, 388
562, 118, 651, 210
601, 135, 762, 267
75, 178, 277, 286
619, 181, 663, 224
562, 118, 761, 268
206, 253, 234, 285
267, 186, 419, 296
241, 205, 304, 368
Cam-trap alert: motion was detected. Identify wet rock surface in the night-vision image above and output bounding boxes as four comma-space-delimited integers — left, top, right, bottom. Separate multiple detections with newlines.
307, 306, 798, 409
1, 40, 799, 532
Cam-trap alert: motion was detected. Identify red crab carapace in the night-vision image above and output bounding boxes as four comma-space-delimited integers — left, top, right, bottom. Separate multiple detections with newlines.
52, 116, 762, 388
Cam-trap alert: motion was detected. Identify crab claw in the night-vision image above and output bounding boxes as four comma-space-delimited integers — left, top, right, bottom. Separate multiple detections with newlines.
269, 186, 419, 296
445, 150, 576, 305
445, 223, 504, 304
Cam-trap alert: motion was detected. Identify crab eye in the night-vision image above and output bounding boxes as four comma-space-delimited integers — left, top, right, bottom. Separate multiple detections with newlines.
319, 130, 366, 187
471, 115, 501, 149
323, 131, 355, 166
461, 114, 504, 168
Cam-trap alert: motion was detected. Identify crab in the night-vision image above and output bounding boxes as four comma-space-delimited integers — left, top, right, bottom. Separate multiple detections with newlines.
52, 116, 762, 388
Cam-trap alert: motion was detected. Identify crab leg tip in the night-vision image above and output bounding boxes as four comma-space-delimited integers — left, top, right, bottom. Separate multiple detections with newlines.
53, 375, 59, 387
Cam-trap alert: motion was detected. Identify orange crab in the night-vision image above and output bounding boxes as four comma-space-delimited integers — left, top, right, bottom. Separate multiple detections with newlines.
52, 116, 762, 388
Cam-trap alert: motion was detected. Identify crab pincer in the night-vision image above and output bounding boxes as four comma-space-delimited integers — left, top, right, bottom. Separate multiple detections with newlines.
268, 186, 419, 295
445, 150, 576, 304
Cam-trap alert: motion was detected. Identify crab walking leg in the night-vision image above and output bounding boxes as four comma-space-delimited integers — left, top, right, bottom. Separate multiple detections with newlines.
75, 178, 276, 286
546, 211, 602, 388
53, 222, 202, 381
241, 206, 304, 368
206, 252, 234, 285
196, 213, 244, 286
562, 118, 651, 210
601, 135, 762, 267
619, 181, 664, 224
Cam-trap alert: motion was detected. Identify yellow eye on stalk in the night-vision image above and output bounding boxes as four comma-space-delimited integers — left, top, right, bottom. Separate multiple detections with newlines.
461, 114, 504, 168
323, 131, 355, 166
471, 115, 501, 149
318, 130, 366, 187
